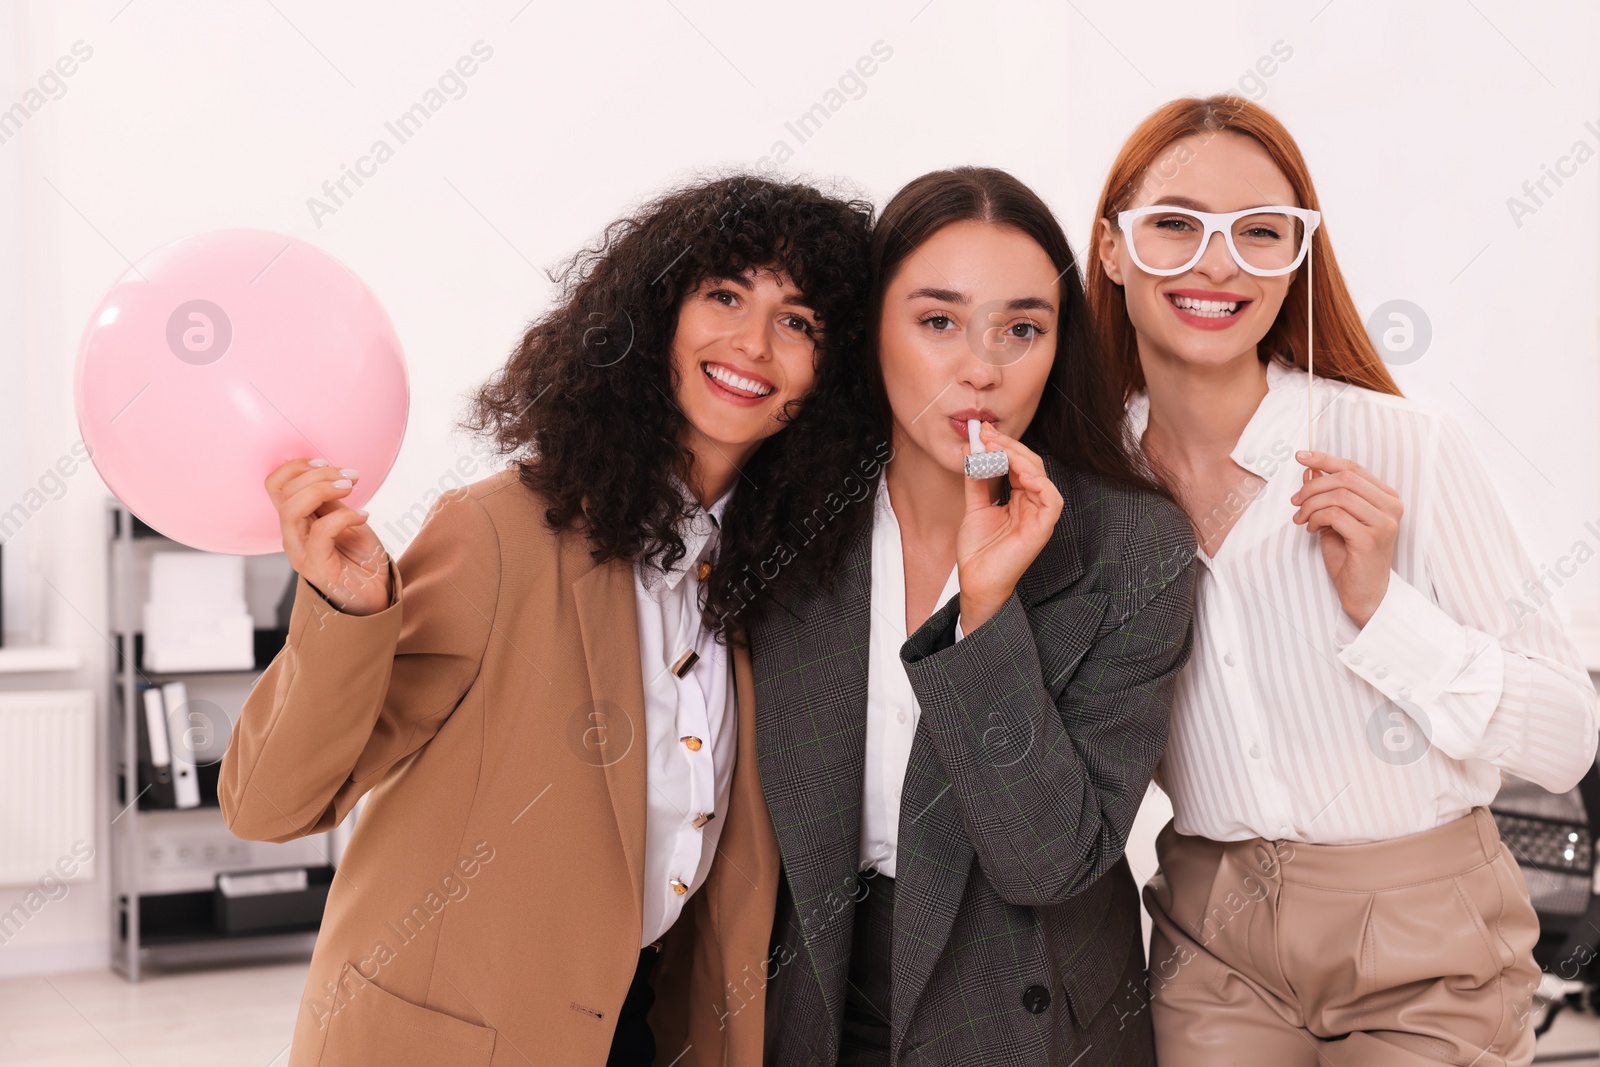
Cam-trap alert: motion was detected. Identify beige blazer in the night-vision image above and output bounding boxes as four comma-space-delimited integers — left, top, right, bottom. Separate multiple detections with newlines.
219, 467, 780, 1066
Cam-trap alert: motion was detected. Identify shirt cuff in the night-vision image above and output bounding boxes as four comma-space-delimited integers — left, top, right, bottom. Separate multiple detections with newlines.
1334, 570, 1467, 705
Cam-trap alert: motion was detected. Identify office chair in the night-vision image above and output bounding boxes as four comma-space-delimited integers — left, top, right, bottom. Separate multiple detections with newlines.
1491, 762, 1600, 1037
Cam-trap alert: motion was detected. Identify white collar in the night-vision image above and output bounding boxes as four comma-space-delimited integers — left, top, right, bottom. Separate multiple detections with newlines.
638, 477, 734, 597
1124, 358, 1317, 481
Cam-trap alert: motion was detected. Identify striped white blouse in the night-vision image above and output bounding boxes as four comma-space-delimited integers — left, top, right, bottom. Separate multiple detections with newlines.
1127, 359, 1598, 844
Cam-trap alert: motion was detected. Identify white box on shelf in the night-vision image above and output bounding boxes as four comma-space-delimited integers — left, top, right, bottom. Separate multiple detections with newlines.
218, 868, 308, 897
142, 552, 255, 671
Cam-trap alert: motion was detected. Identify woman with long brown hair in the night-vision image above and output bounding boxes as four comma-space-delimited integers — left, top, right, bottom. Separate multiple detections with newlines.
749, 166, 1197, 1066
1089, 94, 1598, 1065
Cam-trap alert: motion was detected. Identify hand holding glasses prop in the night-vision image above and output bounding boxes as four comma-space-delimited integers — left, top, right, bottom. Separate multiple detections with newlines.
1116, 204, 1323, 449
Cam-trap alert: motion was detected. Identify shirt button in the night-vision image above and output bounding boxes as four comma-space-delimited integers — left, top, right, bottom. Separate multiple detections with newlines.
1398, 687, 1413, 700
680, 735, 703, 752
1375, 666, 1389, 679
1223, 652, 1237, 667
1349, 651, 1364, 665
1249, 745, 1261, 759
896, 709, 908, 725
692, 812, 715, 829
670, 878, 689, 895
696, 561, 712, 581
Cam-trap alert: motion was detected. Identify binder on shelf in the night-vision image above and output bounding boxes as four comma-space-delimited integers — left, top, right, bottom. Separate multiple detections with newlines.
161, 680, 201, 809
136, 681, 176, 809
111, 498, 329, 980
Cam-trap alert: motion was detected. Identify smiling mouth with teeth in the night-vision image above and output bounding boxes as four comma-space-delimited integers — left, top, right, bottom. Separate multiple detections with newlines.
1167, 294, 1245, 318
702, 362, 774, 398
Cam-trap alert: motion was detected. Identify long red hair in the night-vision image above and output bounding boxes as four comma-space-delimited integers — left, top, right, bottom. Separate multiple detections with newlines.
1086, 94, 1400, 399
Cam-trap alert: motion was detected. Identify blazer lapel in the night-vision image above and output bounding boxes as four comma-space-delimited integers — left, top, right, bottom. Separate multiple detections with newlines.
888, 710, 974, 1042
1015, 454, 1084, 608
719, 645, 780, 904
754, 518, 874, 1034
889, 453, 1084, 1043
713, 646, 787, 921
571, 555, 649, 932
709, 646, 770, 923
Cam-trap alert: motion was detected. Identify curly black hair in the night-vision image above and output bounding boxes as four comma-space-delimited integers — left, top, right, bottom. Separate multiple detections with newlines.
459, 174, 881, 643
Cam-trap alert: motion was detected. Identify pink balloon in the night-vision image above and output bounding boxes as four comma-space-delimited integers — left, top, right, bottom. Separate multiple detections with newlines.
74, 229, 408, 554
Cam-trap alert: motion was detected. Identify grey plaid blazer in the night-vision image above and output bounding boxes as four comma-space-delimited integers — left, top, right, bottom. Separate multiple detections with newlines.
749, 455, 1198, 1065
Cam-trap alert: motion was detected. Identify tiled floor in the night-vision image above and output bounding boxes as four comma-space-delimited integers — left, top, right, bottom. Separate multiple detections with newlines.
0, 959, 1597, 1065
1535, 989, 1600, 1064
0, 962, 304, 1066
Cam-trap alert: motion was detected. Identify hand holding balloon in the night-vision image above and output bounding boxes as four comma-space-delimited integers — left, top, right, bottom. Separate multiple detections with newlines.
75, 229, 408, 555
267, 458, 392, 616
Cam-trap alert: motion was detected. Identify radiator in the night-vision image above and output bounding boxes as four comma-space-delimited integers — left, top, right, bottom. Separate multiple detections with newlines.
0, 689, 96, 887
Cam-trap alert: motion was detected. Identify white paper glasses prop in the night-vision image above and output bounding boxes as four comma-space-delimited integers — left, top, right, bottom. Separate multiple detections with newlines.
1116, 204, 1323, 449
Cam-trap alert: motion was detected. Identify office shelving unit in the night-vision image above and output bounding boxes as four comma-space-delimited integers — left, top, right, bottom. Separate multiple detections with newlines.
106, 499, 349, 980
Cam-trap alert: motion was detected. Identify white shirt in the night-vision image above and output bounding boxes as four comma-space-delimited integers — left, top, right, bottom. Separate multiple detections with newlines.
861, 473, 961, 876
633, 482, 738, 947
1128, 360, 1598, 845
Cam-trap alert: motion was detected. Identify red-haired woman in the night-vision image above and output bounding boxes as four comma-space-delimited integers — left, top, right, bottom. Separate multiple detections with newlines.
1088, 94, 1598, 1066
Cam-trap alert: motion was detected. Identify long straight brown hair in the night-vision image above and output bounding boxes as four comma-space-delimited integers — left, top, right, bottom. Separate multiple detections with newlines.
868, 166, 1166, 497
1085, 94, 1401, 399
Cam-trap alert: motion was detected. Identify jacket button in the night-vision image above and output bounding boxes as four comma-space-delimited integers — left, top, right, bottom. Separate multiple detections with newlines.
1022, 984, 1051, 1014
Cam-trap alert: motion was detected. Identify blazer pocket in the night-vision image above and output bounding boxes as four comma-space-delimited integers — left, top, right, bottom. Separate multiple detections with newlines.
1057, 922, 1133, 1030
1050, 866, 1135, 1030
319, 961, 496, 1066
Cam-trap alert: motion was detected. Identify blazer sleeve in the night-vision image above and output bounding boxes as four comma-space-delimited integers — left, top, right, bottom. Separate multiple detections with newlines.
901, 502, 1197, 907
219, 490, 501, 842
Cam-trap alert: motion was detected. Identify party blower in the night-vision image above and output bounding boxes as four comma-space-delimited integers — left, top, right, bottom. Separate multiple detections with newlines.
963, 418, 1008, 479
74, 230, 409, 555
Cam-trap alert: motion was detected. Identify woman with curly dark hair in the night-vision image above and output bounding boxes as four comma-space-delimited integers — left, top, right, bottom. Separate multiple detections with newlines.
220, 174, 877, 1067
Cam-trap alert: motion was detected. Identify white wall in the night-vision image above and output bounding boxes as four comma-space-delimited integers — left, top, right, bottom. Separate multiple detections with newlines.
1, 0, 1595, 974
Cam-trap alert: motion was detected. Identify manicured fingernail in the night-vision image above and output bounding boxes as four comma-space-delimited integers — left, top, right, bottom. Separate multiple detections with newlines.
1295, 451, 1310, 460
309, 458, 329, 467
332, 478, 351, 488
356, 508, 369, 517
339, 468, 359, 478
